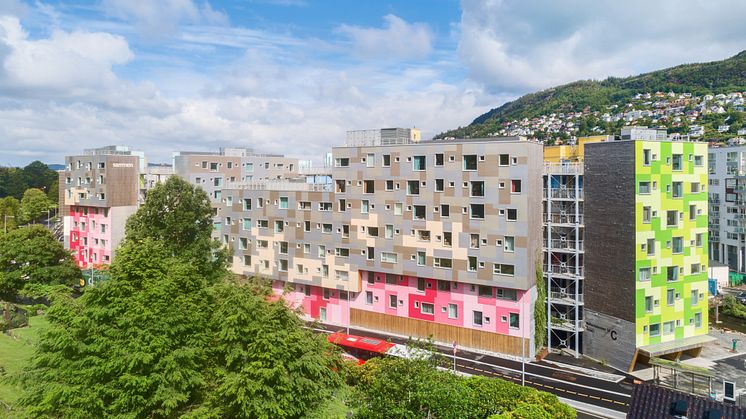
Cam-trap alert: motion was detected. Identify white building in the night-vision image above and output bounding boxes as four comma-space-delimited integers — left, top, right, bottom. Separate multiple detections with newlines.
708, 145, 746, 273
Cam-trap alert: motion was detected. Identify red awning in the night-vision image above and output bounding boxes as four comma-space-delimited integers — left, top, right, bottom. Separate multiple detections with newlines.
327, 332, 396, 354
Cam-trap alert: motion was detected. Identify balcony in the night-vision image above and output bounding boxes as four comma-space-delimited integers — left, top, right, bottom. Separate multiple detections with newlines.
550, 317, 586, 332
298, 166, 333, 176
545, 188, 584, 200
543, 162, 583, 175
545, 264, 584, 278
545, 213, 584, 225
224, 180, 332, 192
544, 239, 584, 252
549, 290, 584, 306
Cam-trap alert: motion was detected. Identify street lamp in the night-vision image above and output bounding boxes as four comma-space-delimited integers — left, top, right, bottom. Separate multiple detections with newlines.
4, 214, 14, 234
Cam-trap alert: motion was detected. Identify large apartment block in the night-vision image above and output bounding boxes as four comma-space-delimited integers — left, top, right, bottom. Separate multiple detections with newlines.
583, 140, 710, 371
60, 146, 143, 268
707, 145, 746, 275
210, 134, 544, 357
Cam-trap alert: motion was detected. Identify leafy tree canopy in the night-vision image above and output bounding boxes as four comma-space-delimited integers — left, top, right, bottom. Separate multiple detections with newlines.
0, 161, 59, 203
19, 188, 55, 224
0, 196, 20, 232
0, 225, 80, 298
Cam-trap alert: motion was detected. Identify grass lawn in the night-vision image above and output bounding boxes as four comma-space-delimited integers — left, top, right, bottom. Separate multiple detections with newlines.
0, 315, 49, 418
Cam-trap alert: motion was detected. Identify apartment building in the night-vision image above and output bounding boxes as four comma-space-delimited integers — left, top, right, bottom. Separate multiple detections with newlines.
214, 133, 543, 357
583, 140, 711, 372
60, 146, 143, 268
707, 145, 746, 275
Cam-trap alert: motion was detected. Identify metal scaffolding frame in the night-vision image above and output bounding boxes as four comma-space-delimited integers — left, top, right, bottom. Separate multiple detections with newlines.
544, 163, 585, 356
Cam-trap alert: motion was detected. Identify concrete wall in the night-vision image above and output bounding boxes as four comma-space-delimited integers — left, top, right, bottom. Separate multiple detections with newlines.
583, 309, 636, 371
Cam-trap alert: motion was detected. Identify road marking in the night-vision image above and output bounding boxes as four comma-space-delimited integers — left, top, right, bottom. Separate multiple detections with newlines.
589, 395, 601, 400
566, 390, 577, 395
601, 398, 613, 402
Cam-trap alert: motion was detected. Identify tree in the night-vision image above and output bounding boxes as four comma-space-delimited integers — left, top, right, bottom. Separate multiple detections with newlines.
22, 161, 57, 193
124, 176, 226, 276
20, 178, 343, 418
19, 188, 54, 224
0, 225, 80, 298
0, 196, 20, 233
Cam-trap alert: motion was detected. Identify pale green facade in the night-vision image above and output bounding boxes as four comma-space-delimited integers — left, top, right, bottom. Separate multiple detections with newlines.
634, 141, 709, 347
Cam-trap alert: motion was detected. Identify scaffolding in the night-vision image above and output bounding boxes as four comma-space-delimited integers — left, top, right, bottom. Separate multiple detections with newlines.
544, 162, 585, 356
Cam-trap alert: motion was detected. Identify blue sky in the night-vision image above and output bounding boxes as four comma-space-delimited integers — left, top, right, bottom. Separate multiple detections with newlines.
1, 0, 746, 165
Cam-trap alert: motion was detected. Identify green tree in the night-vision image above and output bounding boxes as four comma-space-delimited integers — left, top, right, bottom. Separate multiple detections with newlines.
22, 161, 57, 193
0, 225, 80, 298
20, 178, 343, 418
0, 167, 27, 200
19, 188, 54, 224
0, 196, 20, 233
125, 176, 226, 275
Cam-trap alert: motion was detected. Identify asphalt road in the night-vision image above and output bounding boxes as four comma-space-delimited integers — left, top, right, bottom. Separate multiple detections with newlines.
314, 323, 634, 415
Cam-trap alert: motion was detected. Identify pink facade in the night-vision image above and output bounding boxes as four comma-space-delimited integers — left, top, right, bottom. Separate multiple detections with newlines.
273, 269, 533, 343
69, 206, 113, 268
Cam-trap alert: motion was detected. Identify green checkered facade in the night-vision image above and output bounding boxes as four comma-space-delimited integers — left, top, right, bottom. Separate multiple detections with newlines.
634, 141, 709, 347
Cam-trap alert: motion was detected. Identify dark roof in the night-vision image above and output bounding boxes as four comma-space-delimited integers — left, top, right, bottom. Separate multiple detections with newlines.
628, 383, 746, 419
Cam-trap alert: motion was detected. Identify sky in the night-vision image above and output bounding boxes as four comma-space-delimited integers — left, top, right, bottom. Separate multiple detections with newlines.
1, 0, 746, 166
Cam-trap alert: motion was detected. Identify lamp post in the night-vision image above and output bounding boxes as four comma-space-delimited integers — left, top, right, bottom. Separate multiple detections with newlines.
4, 214, 14, 234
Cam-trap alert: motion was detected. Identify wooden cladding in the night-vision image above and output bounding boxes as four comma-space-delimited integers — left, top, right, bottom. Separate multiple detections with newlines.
350, 308, 529, 356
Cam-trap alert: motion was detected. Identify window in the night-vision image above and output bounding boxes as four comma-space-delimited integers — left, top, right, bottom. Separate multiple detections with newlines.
243, 255, 251, 266
463, 155, 477, 170
478, 286, 492, 297
322, 288, 331, 300
363, 180, 375, 194
639, 181, 651, 194
257, 220, 268, 228
667, 288, 675, 305
468, 256, 478, 272
317, 245, 326, 258
448, 304, 458, 319
470, 181, 485, 197
335, 180, 346, 193
435, 153, 444, 166
691, 182, 700, 193
650, 323, 660, 336
243, 198, 252, 211
504, 236, 515, 252
695, 233, 703, 247
366, 247, 375, 260
278, 259, 288, 271
499, 154, 509, 166
470, 204, 485, 219
413, 155, 426, 171
672, 237, 683, 254
256, 240, 268, 248
473, 311, 483, 326
417, 230, 431, 241
511, 179, 521, 193
639, 267, 651, 281
394, 203, 402, 215
672, 181, 683, 198
338, 199, 346, 212
643, 206, 651, 223
691, 289, 699, 305
694, 155, 703, 166
440, 204, 450, 217
493, 264, 515, 276
382, 154, 391, 167
417, 278, 426, 291
506, 208, 517, 221
420, 303, 434, 315
304, 221, 311, 232
495, 288, 517, 301
434, 258, 452, 268
413, 205, 426, 220
279, 197, 288, 209
667, 266, 678, 282
694, 312, 702, 328
672, 154, 682, 171
335, 158, 349, 167
239, 237, 248, 250
689, 205, 697, 221
666, 210, 678, 227
435, 179, 444, 192
443, 232, 452, 247
643, 149, 651, 165
366, 153, 375, 167
381, 252, 398, 263
279, 241, 288, 254
335, 248, 349, 257
663, 321, 675, 335
274, 220, 284, 233
407, 180, 420, 195
361, 200, 369, 214
389, 294, 397, 308
385, 224, 394, 239
509, 313, 520, 329
365, 291, 373, 305
645, 296, 653, 312
416, 251, 426, 266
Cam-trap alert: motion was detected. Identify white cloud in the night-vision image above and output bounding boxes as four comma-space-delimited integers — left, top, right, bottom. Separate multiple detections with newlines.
459, 0, 746, 93
0, 16, 133, 96
337, 14, 433, 61
101, 0, 228, 38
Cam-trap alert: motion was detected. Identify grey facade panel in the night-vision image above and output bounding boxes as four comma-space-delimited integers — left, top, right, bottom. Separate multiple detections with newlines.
582, 309, 636, 372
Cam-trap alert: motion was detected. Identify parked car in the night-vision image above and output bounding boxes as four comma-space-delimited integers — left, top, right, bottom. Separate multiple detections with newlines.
736, 292, 746, 305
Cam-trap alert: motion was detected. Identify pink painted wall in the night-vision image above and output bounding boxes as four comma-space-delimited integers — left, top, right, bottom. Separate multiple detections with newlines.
69, 206, 113, 268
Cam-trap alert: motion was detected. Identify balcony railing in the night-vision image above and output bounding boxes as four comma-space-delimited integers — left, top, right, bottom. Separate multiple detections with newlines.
546, 214, 584, 225
545, 188, 584, 199
549, 291, 584, 304
550, 318, 586, 332
543, 162, 583, 175
544, 239, 584, 251
298, 166, 333, 176
545, 264, 584, 278
224, 180, 332, 192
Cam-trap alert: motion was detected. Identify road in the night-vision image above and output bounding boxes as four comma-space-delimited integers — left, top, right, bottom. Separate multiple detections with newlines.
314, 323, 634, 416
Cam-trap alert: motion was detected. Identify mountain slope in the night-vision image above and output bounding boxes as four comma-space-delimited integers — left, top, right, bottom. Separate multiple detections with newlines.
439, 51, 746, 139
